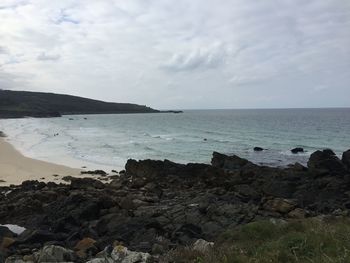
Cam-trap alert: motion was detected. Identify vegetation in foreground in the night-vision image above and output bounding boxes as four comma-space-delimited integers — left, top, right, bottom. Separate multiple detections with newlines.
163, 217, 350, 263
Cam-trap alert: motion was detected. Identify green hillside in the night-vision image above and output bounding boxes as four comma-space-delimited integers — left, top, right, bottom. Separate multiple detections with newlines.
0, 90, 159, 118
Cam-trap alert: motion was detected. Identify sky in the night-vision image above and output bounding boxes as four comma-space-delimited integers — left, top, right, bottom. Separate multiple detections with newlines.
0, 0, 349, 110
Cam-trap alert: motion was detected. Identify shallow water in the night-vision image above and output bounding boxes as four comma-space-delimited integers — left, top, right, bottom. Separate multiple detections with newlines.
1, 108, 349, 171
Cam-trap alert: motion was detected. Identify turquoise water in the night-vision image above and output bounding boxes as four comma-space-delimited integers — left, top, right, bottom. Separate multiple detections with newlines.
1, 108, 349, 170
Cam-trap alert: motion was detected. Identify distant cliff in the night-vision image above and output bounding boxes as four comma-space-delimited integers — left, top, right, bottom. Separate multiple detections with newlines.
0, 90, 160, 118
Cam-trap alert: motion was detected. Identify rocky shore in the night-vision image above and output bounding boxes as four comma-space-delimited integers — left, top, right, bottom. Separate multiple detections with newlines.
1, 149, 350, 262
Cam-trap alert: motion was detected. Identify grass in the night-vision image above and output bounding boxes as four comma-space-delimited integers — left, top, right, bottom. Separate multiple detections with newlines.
161, 217, 350, 263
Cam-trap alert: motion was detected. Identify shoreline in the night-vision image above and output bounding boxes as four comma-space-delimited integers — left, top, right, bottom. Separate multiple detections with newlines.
0, 137, 82, 186
0, 149, 349, 261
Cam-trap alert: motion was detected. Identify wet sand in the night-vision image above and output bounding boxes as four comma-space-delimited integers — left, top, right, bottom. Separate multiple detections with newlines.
0, 137, 81, 186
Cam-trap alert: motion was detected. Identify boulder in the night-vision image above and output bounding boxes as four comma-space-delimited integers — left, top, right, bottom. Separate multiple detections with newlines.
263, 198, 297, 214
307, 150, 346, 173
0, 226, 14, 239
74, 237, 97, 258
287, 208, 306, 219
323, 149, 336, 156
211, 152, 250, 170
15, 229, 57, 245
151, 243, 166, 255
35, 245, 76, 262
4, 256, 26, 263
291, 148, 304, 154
288, 162, 307, 171
125, 159, 165, 179
111, 245, 151, 263
81, 170, 107, 176
253, 147, 264, 152
1, 237, 15, 250
70, 178, 105, 189
342, 150, 350, 168
192, 239, 214, 253
0, 252, 5, 263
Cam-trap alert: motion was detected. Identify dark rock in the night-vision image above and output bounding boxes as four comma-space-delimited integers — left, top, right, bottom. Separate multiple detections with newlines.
342, 149, 350, 168
1, 150, 350, 257
323, 149, 336, 156
0, 226, 15, 239
21, 180, 46, 190
263, 198, 297, 214
152, 243, 165, 255
288, 162, 307, 171
254, 147, 264, 151
15, 230, 58, 245
81, 170, 107, 176
70, 177, 105, 189
36, 245, 77, 262
291, 147, 304, 154
0, 251, 5, 263
62, 176, 74, 182
211, 152, 251, 170
307, 150, 346, 174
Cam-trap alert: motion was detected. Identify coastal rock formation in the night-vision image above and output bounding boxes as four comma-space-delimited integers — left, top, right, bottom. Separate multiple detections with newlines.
192, 239, 214, 253
0, 149, 350, 262
211, 151, 252, 169
307, 149, 346, 174
254, 147, 264, 151
342, 150, 350, 168
291, 147, 304, 154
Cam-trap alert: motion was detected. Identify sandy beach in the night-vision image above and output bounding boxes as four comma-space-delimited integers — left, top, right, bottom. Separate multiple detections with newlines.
0, 137, 81, 186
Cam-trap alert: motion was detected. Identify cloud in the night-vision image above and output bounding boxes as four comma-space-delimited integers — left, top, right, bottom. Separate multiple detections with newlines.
0, 69, 29, 90
52, 9, 79, 25
0, 0, 349, 109
37, 52, 61, 61
161, 43, 228, 72
0, 0, 28, 10
0, 46, 9, 54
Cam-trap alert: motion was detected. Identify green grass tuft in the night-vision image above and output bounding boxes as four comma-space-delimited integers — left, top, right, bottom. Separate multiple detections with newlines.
161, 217, 350, 263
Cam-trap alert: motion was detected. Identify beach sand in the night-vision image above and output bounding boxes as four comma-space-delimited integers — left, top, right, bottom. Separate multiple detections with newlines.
0, 137, 81, 186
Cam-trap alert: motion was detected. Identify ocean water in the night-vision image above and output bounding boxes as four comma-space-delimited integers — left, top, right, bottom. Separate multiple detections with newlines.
1, 108, 349, 171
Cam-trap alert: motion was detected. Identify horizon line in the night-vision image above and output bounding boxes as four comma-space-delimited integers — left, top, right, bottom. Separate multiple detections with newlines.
159, 106, 350, 111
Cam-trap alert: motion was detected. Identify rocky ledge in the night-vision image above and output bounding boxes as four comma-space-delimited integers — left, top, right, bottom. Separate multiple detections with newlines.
1, 149, 350, 262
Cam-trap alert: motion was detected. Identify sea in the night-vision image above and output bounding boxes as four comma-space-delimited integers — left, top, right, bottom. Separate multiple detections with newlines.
1, 108, 349, 171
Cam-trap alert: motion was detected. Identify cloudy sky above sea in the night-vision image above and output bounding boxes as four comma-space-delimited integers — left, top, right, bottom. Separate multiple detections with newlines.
0, 0, 349, 109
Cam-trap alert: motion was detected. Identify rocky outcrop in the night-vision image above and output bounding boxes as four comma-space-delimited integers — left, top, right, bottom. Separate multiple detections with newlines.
342, 150, 350, 169
291, 148, 304, 154
254, 147, 264, 151
263, 198, 297, 214
307, 149, 346, 174
211, 151, 253, 170
0, 150, 350, 262
81, 170, 107, 176
4, 245, 76, 263
192, 239, 214, 253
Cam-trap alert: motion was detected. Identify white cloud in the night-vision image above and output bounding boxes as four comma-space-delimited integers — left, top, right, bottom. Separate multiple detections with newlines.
161, 43, 228, 72
0, 0, 349, 109
37, 52, 60, 61
0, 46, 9, 54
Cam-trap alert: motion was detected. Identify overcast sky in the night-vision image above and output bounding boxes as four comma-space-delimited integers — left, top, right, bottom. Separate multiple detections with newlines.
0, 0, 349, 109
